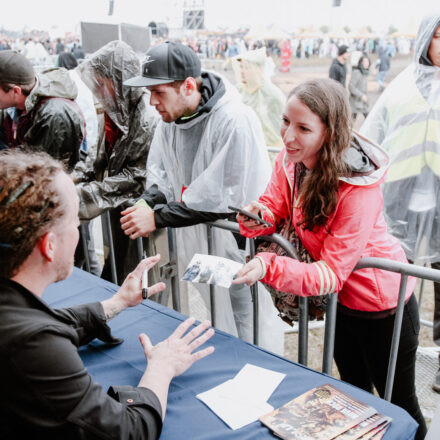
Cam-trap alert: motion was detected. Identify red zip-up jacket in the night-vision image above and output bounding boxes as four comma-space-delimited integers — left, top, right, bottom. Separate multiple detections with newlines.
239, 139, 415, 312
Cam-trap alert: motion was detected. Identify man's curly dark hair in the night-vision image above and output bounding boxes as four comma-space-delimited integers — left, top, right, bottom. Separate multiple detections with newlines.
0, 149, 66, 278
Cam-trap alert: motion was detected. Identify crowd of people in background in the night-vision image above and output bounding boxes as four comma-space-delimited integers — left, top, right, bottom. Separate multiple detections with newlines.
1, 28, 414, 66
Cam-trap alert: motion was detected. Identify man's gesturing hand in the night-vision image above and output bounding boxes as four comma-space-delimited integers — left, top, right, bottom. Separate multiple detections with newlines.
140, 317, 215, 380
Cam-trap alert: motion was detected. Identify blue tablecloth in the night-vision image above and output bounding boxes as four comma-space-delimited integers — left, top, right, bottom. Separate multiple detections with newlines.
43, 268, 417, 440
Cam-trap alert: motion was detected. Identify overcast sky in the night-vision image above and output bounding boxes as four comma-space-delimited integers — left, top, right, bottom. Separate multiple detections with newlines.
1, 0, 438, 35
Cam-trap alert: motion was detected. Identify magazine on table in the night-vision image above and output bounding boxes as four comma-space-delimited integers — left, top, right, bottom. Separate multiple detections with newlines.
260, 383, 390, 440
337, 414, 391, 439
357, 420, 391, 439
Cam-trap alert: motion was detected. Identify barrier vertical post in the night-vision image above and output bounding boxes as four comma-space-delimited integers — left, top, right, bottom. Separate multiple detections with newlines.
384, 273, 408, 401
101, 211, 118, 285
417, 262, 427, 311
206, 225, 216, 327
298, 297, 309, 365
322, 292, 338, 374
249, 238, 259, 345
136, 237, 144, 262
79, 223, 91, 273
167, 227, 181, 312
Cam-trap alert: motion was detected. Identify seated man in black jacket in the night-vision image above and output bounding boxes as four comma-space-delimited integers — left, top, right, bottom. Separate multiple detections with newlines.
0, 150, 214, 439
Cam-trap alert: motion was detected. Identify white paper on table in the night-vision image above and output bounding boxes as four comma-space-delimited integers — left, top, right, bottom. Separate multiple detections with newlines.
196, 364, 286, 430
231, 363, 286, 402
198, 391, 274, 430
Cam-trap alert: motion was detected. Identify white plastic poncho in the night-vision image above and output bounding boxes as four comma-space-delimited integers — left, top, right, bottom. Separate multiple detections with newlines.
360, 13, 440, 263
147, 74, 287, 350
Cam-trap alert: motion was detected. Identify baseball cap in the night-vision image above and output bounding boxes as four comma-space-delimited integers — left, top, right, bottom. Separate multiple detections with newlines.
124, 42, 201, 87
0, 50, 35, 85
338, 45, 349, 56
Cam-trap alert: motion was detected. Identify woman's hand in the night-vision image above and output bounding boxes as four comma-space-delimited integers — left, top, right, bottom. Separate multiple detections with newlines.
236, 201, 267, 231
232, 258, 265, 286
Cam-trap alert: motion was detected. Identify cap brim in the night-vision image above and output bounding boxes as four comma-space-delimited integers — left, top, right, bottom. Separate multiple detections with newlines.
123, 75, 175, 87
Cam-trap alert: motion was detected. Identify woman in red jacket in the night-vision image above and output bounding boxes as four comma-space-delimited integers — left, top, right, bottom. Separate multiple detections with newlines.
233, 78, 426, 439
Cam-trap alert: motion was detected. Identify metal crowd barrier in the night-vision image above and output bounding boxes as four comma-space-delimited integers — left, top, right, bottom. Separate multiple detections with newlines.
353, 258, 440, 401
80, 214, 440, 402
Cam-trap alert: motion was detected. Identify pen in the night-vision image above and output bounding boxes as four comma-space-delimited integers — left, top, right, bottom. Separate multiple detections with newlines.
142, 251, 148, 300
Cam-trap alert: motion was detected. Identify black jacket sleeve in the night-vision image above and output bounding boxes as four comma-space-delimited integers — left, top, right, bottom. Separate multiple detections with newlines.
140, 185, 232, 229
53, 302, 123, 346
10, 329, 162, 439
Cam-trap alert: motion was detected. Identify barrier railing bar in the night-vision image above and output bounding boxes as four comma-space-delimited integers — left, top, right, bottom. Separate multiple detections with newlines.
82, 215, 440, 400
355, 257, 440, 282
354, 257, 440, 401
206, 225, 216, 328
322, 292, 338, 374
249, 238, 259, 345
167, 227, 181, 312
101, 211, 118, 285
421, 319, 433, 328
79, 223, 91, 273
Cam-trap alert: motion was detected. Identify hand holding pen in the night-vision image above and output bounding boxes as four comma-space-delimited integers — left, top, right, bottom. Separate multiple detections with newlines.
108, 255, 165, 310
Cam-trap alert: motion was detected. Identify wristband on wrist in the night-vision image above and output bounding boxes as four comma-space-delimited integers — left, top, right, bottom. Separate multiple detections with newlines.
135, 199, 152, 209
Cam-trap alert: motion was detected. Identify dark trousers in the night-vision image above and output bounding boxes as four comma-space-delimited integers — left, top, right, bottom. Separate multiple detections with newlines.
432, 261, 440, 346
334, 295, 427, 440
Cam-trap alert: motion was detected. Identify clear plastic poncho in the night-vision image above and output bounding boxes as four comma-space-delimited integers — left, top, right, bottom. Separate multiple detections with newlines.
360, 13, 440, 263
74, 40, 159, 283
147, 74, 288, 351
231, 48, 286, 149
75, 40, 158, 221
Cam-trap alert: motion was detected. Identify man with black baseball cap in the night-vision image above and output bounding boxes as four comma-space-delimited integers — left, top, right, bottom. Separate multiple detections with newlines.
120, 42, 277, 344
0, 50, 83, 169
329, 44, 350, 87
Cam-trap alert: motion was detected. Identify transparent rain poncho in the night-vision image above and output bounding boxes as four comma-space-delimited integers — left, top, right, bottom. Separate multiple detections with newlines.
147, 75, 288, 351
361, 13, 440, 263
75, 40, 158, 221
74, 40, 159, 282
231, 48, 286, 149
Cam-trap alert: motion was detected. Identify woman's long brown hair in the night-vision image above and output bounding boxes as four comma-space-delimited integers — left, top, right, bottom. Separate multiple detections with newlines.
288, 79, 351, 231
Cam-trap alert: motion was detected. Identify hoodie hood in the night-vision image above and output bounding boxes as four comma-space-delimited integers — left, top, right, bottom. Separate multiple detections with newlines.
77, 40, 144, 136
175, 71, 225, 124
416, 13, 440, 66
25, 67, 77, 113
340, 131, 389, 186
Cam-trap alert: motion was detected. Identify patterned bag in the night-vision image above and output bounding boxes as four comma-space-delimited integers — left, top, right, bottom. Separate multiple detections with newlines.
256, 163, 329, 326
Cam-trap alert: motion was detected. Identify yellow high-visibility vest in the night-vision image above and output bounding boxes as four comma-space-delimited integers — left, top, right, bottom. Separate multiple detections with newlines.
381, 70, 440, 183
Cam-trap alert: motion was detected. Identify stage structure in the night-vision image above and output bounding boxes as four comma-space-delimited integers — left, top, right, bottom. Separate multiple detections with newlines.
183, 0, 205, 30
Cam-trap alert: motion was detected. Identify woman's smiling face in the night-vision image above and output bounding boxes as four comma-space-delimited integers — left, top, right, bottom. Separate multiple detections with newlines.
280, 95, 327, 169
